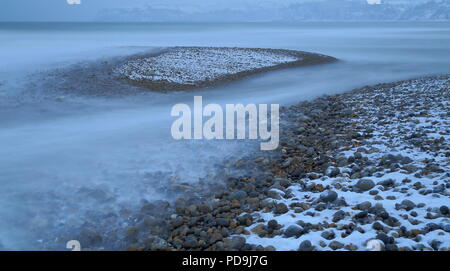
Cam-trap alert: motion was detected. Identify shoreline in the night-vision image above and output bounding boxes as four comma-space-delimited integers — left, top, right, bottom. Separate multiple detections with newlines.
59, 74, 450, 251
36, 47, 337, 97
114, 47, 338, 92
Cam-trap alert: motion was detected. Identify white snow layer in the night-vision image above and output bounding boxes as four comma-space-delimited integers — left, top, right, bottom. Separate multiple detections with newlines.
241, 76, 450, 251
115, 47, 300, 85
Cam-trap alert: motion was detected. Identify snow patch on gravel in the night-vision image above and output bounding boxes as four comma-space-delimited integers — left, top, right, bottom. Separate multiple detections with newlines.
115, 47, 300, 85
242, 76, 450, 251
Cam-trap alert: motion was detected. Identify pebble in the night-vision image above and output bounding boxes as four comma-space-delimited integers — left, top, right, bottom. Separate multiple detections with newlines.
329, 241, 344, 250
229, 190, 248, 201
319, 190, 338, 203
326, 167, 340, 177
224, 237, 246, 250
267, 219, 280, 230
284, 225, 304, 238
332, 210, 346, 223
298, 240, 314, 251
321, 230, 336, 240
355, 179, 375, 192
274, 203, 289, 214
400, 200, 416, 211
357, 201, 372, 211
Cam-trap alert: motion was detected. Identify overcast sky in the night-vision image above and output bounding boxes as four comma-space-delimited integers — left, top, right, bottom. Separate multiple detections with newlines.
0, 0, 431, 21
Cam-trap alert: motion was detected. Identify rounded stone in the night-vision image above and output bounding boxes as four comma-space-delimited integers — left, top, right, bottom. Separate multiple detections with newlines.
401, 200, 416, 211
298, 240, 314, 251
439, 205, 449, 215
267, 220, 278, 230
332, 210, 346, 223
321, 230, 335, 240
275, 203, 289, 214
329, 241, 344, 250
284, 225, 304, 238
325, 167, 340, 177
355, 179, 375, 192
319, 190, 338, 203
224, 237, 246, 250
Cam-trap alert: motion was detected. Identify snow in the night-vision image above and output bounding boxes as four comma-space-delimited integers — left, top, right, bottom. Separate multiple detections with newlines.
115, 47, 300, 85
240, 76, 450, 251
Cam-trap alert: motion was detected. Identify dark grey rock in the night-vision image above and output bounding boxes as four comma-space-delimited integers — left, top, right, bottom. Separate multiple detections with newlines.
430, 240, 442, 251
401, 200, 416, 211
171, 217, 184, 228
183, 235, 199, 249
267, 190, 282, 200
275, 203, 289, 214
433, 184, 445, 193
425, 223, 441, 232
267, 219, 279, 230
369, 190, 379, 195
443, 224, 450, 233
319, 190, 338, 203
229, 190, 248, 201
325, 167, 340, 177
237, 214, 252, 226
376, 233, 394, 244
279, 179, 290, 188
332, 210, 346, 223
335, 197, 348, 207
216, 218, 230, 227
355, 211, 368, 219
321, 230, 335, 240
315, 203, 327, 211
329, 241, 344, 250
284, 225, 304, 238
298, 240, 314, 251
377, 179, 396, 187
357, 201, 372, 211
385, 244, 399, 251
355, 179, 375, 192
439, 205, 449, 215
372, 222, 384, 231
224, 237, 246, 250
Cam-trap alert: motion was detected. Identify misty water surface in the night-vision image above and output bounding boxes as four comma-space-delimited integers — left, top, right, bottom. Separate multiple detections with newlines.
0, 22, 449, 250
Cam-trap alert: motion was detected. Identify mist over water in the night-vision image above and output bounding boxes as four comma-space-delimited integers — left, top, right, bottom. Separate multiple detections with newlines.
0, 22, 449, 250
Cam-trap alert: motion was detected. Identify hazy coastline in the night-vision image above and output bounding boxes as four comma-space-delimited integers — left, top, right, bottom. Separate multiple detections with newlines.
1, 21, 449, 250
38, 74, 449, 251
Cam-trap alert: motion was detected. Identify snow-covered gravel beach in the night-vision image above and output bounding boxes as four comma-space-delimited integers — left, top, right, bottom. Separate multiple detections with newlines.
114, 47, 337, 91
243, 75, 450, 251
46, 75, 449, 251
136, 75, 448, 251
